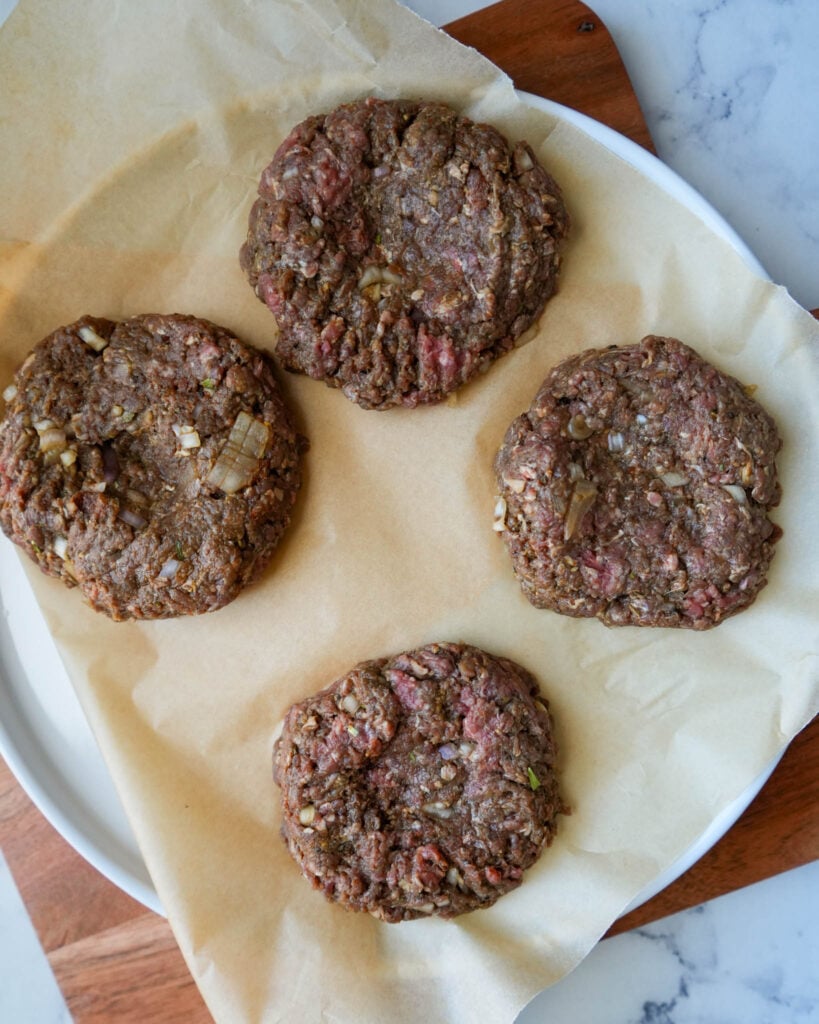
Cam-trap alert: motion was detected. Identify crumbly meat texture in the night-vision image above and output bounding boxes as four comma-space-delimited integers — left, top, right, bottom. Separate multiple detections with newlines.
240, 97, 569, 410
273, 642, 562, 922
0, 314, 306, 620
494, 335, 782, 629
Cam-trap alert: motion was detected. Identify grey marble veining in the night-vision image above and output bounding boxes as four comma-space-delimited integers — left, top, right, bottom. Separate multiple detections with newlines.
518, 859, 819, 1023
589, 0, 819, 312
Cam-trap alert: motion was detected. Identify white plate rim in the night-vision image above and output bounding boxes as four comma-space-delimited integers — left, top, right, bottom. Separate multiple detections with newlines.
0, 91, 779, 922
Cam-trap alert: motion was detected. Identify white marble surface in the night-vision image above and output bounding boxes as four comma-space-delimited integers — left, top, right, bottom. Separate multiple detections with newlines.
0, 1, 816, 1021
518, 860, 819, 1023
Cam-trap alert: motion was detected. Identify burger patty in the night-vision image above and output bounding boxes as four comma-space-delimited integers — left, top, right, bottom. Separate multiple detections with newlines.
273, 642, 563, 922
0, 313, 306, 620
494, 335, 782, 629
241, 97, 569, 410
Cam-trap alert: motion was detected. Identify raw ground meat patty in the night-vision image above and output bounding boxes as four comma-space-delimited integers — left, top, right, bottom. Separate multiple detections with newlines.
494, 336, 782, 629
240, 97, 569, 410
273, 642, 562, 922
0, 314, 306, 620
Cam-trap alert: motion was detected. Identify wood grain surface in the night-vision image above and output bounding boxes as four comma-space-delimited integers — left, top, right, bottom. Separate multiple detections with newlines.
0, 2, 815, 1021
446, 0, 655, 151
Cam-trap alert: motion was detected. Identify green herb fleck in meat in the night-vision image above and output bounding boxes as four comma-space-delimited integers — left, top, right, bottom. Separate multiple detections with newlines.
527, 766, 541, 791
200, 378, 216, 391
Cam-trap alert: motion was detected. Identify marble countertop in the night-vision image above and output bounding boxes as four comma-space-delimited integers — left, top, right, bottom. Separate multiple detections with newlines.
520, 859, 819, 1023
0, 1, 816, 1022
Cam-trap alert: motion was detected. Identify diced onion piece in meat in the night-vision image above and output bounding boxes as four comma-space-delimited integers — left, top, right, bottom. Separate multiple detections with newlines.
59, 449, 77, 467
723, 484, 748, 505
358, 265, 403, 289
660, 472, 688, 488
158, 558, 180, 579
635, 413, 648, 425
2, 384, 17, 402
206, 412, 270, 494
173, 424, 202, 449
515, 148, 534, 172
87, 481, 106, 493
53, 536, 69, 559
564, 479, 597, 541
299, 805, 316, 826
607, 431, 625, 452
422, 802, 454, 820
34, 418, 55, 432
179, 430, 201, 449
568, 462, 585, 482
438, 743, 458, 761
382, 267, 404, 287
340, 694, 360, 715
78, 325, 109, 352
38, 428, 67, 453
503, 476, 525, 494
492, 495, 507, 532
446, 867, 466, 890
567, 413, 593, 440
358, 266, 382, 289
118, 507, 147, 529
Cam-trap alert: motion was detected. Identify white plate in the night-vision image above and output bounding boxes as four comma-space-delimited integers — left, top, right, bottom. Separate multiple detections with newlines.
0, 92, 781, 920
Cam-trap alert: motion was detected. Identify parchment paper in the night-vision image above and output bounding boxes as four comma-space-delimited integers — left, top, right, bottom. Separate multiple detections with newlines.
1, 1, 818, 1021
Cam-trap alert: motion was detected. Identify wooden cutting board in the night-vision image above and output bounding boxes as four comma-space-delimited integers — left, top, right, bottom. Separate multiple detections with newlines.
0, 2, 816, 1020
446, 0, 656, 151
